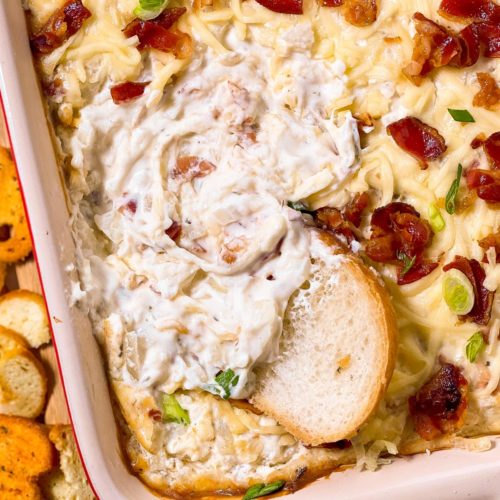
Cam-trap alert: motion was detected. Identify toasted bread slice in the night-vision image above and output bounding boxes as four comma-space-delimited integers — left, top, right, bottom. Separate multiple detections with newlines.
0, 414, 55, 478
0, 347, 47, 418
40, 425, 94, 500
0, 290, 50, 348
0, 470, 42, 500
252, 230, 398, 446
0, 326, 30, 351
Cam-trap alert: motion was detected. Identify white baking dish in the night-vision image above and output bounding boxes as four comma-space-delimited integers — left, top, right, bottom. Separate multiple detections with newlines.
1, 2, 500, 499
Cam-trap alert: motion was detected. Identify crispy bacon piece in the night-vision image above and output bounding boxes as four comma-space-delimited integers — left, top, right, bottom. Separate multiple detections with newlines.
321, 0, 377, 26
403, 13, 462, 83
409, 363, 468, 441
454, 23, 481, 67
174, 156, 216, 182
254, 0, 303, 14
387, 117, 447, 168
479, 232, 500, 262
322, 0, 344, 6
342, 0, 378, 26
365, 202, 438, 284
443, 256, 494, 324
476, 22, 500, 57
466, 168, 500, 203
343, 192, 370, 227
123, 8, 192, 59
30, 0, 91, 55
397, 260, 439, 285
473, 73, 500, 109
110, 82, 148, 104
165, 221, 182, 241
484, 131, 500, 169
438, 0, 500, 24
314, 192, 370, 244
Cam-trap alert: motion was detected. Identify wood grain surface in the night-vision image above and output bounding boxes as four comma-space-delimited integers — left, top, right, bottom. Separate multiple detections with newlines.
1, 103, 71, 425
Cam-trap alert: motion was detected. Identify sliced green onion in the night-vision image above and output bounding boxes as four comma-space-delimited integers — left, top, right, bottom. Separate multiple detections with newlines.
204, 368, 239, 399
160, 394, 190, 425
445, 164, 463, 215
243, 481, 286, 500
465, 332, 485, 363
397, 251, 416, 277
447, 109, 475, 123
443, 268, 475, 315
428, 204, 445, 233
134, 0, 169, 20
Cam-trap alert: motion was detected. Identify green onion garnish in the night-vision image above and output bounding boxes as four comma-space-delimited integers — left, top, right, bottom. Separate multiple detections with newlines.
160, 394, 190, 425
465, 332, 485, 363
243, 480, 286, 500
445, 164, 463, 215
443, 268, 475, 315
134, 0, 169, 20
428, 204, 445, 233
204, 368, 239, 400
448, 109, 475, 123
397, 251, 416, 277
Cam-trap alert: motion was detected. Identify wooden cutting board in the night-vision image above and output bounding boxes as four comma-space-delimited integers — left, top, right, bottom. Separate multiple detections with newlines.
1, 105, 70, 425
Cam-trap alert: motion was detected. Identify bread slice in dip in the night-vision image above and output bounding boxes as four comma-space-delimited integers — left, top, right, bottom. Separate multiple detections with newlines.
252, 230, 398, 446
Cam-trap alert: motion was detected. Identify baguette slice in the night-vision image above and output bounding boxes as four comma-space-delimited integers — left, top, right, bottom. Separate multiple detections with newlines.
0, 290, 50, 348
0, 326, 30, 351
40, 425, 95, 500
0, 347, 47, 418
252, 230, 397, 446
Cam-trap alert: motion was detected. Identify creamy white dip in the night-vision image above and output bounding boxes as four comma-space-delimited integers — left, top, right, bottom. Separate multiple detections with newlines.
67, 22, 359, 400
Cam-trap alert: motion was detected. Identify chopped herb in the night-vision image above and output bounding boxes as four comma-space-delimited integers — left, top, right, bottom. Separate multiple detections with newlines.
428, 204, 445, 233
397, 251, 416, 277
243, 480, 286, 500
447, 109, 475, 123
442, 268, 475, 315
160, 394, 190, 425
204, 369, 239, 399
134, 0, 169, 20
465, 332, 485, 363
445, 164, 463, 215
287, 201, 314, 215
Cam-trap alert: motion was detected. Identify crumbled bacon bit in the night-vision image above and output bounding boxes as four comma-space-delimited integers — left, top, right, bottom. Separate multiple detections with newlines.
473, 72, 500, 109
476, 22, 500, 57
342, 0, 378, 26
343, 192, 370, 227
30, 0, 91, 55
484, 131, 500, 170
443, 256, 494, 324
44, 78, 64, 97
438, 0, 500, 24
365, 202, 438, 285
479, 232, 500, 263
387, 117, 447, 168
409, 363, 468, 441
110, 82, 149, 105
466, 168, 500, 204
174, 156, 216, 182
123, 8, 192, 59
121, 199, 137, 215
314, 192, 370, 244
148, 409, 162, 422
254, 0, 303, 15
165, 221, 182, 241
471, 133, 487, 149
322, 0, 344, 6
